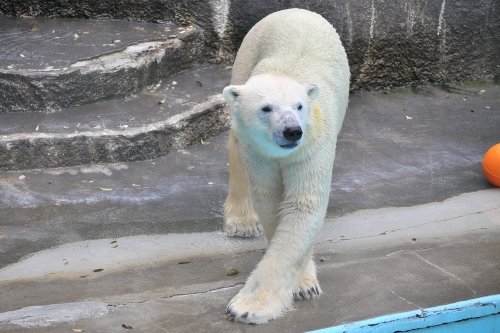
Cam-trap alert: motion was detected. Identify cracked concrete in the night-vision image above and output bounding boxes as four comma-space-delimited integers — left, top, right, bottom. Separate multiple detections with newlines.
1, 229, 498, 332
412, 252, 478, 295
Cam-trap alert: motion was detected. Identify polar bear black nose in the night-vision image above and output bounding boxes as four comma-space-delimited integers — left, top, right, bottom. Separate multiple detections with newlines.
283, 126, 303, 142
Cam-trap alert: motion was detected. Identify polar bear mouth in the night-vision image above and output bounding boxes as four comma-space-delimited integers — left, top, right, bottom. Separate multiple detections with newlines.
279, 143, 299, 149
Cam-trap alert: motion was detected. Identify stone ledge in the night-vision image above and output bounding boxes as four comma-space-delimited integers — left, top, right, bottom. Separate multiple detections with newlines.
0, 64, 232, 170
0, 95, 228, 170
0, 16, 202, 112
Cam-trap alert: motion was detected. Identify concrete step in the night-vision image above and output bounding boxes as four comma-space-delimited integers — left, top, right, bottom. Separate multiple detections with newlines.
0, 16, 202, 112
0, 64, 231, 171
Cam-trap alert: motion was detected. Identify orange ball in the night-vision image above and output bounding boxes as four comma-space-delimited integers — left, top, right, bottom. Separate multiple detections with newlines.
482, 143, 500, 187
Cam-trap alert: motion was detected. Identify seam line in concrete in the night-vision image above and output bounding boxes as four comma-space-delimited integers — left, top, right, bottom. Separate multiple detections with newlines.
110, 282, 244, 307
413, 252, 477, 295
389, 289, 423, 309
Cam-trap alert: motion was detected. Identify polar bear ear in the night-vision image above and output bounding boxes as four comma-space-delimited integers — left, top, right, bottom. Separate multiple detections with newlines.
223, 85, 242, 103
305, 84, 319, 101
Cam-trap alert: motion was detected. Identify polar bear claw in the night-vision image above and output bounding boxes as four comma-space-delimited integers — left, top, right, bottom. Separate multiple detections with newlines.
225, 290, 289, 324
224, 216, 263, 238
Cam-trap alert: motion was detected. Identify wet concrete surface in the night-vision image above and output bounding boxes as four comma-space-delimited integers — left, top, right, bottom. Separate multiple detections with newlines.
0, 16, 202, 113
0, 16, 178, 71
331, 81, 500, 215
0, 82, 499, 331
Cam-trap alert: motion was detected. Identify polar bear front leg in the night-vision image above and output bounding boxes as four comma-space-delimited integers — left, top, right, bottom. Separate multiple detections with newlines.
226, 157, 331, 324
226, 211, 322, 324
226, 157, 287, 324
223, 132, 263, 237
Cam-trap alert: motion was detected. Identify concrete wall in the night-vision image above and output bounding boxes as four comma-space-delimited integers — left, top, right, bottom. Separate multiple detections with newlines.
1, 0, 498, 90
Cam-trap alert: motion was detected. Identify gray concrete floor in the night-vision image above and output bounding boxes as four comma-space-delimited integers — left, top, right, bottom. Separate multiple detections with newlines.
0, 82, 499, 332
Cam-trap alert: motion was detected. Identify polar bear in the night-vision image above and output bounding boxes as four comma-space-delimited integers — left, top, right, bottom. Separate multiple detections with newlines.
222, 8, 350, 324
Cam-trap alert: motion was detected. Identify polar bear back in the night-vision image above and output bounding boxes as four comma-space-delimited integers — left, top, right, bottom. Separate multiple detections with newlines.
231, 8, 350, 137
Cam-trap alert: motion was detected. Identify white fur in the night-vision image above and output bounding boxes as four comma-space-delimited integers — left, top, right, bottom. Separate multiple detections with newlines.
223, 8, 350, 324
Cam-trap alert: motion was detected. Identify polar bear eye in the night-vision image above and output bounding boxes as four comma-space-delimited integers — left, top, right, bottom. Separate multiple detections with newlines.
297, 103, 303, 110
261, 105, 272, 112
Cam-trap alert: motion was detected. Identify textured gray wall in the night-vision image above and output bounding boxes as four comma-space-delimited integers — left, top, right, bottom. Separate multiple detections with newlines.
1, 0, 498, 89
223, 0, 499, 89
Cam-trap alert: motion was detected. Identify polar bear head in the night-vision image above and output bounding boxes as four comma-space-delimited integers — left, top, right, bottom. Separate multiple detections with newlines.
223, 73, 319, 157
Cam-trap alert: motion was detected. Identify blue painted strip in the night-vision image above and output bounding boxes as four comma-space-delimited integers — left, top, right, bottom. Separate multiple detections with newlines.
308, 294, 500, 333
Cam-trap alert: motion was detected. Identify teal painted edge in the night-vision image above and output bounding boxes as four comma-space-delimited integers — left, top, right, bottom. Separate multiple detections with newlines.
308, 294, 500, 333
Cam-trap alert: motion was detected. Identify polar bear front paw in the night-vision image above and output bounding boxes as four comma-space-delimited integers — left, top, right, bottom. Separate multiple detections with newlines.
293, 273, 322, 301
225, 289, 290, 324
224, 216, 263, 238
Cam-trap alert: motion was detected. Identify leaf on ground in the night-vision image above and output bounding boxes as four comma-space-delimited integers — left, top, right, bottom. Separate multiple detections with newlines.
200, 138, 210, 145
93, 268, 104, 273
99, 187, 113, 191
131, 183, 141, 187
405, 115, 413, 120
122, 324, 133, 329
226, 268, 239, 276
72, 329, 84, 332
